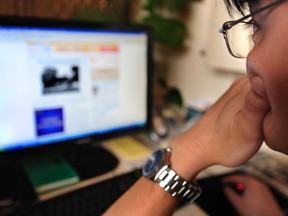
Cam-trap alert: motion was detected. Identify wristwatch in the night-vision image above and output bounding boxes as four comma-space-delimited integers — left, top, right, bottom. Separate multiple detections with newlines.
142, 147, 202, 203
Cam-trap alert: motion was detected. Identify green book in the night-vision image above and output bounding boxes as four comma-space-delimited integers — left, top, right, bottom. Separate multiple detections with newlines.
22, 153, 80, 194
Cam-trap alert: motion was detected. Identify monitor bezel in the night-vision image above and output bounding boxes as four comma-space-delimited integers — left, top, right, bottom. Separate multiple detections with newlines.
0, 16, 154, 158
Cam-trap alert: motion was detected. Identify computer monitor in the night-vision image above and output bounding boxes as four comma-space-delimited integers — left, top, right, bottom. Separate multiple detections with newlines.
0, 16, 153, 159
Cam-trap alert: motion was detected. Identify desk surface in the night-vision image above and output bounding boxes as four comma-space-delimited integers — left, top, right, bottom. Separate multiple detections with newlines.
174, 204, 208, 216
38, 137, 288, 215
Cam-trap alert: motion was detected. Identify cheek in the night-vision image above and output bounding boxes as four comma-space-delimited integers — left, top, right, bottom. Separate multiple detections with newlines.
249, 26, 288, 104
247, 43, 288, 152
262, 75, 288, 152
264, 37, 288, 113
247, 9, 288, 152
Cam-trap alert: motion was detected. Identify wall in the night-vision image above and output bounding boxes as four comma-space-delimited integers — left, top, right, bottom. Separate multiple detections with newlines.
0, 0, 135, 20
0, 0, 99, 19
167, 0, 247, 104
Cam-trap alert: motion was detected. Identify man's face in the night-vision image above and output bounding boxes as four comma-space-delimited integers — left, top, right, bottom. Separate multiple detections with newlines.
246, 0, 288, 153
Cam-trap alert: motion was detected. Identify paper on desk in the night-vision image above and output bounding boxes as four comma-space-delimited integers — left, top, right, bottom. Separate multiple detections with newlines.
106, 136, 152, 161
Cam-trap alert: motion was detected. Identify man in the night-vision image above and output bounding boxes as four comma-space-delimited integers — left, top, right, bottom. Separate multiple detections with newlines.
104, 0, 288, 215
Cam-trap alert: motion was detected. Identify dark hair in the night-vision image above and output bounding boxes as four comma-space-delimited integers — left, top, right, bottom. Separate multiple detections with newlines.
223, 0, 251, 16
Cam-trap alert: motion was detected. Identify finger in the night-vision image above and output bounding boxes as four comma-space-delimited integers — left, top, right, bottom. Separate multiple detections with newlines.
243, 88, 270, 120
235, 86, 271, 142
223, 186, 242, 204
209, 77, 249, 113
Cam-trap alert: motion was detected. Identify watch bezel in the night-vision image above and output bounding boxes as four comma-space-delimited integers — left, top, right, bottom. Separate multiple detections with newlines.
142, 148, 171, 178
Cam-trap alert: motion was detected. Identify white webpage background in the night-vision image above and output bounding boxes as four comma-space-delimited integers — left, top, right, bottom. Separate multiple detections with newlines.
0, 27, 148, 149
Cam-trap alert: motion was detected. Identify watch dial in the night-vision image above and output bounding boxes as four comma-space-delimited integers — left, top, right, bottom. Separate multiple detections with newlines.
142, 149, 164, 176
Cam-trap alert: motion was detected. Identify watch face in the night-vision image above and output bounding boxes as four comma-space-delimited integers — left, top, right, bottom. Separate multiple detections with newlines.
142, 149, 165, 177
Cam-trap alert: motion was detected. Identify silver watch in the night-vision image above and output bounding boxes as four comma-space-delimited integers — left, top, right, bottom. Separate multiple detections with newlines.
142, 147, 202, 203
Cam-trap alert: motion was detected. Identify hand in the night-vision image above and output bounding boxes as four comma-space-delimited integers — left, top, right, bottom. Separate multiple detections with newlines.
170, 77, 271, 179
223, 175, 284, 216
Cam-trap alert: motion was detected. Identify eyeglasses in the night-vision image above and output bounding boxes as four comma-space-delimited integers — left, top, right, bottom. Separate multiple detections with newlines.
219, 0, 287, 58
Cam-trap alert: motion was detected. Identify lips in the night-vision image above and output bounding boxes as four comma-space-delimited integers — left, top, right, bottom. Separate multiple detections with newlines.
252, 76, 268, 97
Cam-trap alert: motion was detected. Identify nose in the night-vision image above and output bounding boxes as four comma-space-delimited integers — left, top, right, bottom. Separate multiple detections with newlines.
246, 50, 255, 82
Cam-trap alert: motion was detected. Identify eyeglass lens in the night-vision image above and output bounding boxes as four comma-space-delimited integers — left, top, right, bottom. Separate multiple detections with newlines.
226, 22, 254, 58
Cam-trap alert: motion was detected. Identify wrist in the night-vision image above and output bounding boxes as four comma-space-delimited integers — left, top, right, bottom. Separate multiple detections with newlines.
169, 134, 214, 181
142, 146, 202, 203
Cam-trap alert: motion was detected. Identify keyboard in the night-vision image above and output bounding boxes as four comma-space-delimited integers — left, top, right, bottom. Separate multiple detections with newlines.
15, 170, 141, 216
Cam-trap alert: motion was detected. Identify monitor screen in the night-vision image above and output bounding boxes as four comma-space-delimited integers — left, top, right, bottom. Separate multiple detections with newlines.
0, 17, 153, 154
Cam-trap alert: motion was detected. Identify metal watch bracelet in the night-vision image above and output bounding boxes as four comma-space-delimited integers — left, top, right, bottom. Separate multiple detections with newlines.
154, 165, 202, 203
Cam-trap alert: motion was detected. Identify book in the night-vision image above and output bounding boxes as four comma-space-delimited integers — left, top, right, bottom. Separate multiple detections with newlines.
22, 153, 80, 194
104, 136, 152, 169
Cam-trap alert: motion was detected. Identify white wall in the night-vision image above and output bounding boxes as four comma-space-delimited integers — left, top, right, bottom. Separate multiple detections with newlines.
166, 0, 247, 104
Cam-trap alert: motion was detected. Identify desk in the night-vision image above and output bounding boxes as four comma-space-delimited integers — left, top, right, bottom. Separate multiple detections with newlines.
39, 135, 154, 202
174, 204, 208, 216
175, 144, 288, 215
35, 134, 232, 215
37, 137, 288, 215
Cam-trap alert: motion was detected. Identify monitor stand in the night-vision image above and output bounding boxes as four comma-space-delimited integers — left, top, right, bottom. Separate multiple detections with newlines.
63, 144, 119, 180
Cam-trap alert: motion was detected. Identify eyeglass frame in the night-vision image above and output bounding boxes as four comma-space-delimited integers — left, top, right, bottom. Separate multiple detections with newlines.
219, 0, 287, 58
